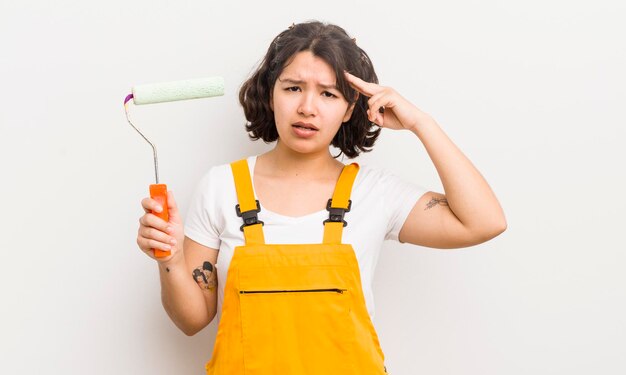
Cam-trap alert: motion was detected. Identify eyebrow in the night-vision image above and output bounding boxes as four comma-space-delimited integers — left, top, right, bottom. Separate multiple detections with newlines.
278, 77, 338, 90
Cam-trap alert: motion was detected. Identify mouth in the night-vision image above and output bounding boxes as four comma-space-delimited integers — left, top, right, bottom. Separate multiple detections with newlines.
292, 122, 319, 131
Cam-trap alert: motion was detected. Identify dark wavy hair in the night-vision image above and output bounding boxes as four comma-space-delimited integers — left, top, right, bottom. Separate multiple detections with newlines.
238, 21, 380, 159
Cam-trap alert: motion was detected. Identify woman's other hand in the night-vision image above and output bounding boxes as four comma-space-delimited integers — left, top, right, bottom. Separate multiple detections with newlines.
344, 71, 433, 132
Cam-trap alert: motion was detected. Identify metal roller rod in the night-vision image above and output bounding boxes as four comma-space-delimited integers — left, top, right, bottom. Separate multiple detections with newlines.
124, 94, 160, 184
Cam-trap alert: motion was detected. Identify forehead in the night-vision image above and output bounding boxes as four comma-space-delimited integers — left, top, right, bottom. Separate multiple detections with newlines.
279, 51, 337, 84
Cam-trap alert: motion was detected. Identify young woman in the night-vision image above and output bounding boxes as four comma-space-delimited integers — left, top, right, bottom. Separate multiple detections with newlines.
137, 21, 506, 374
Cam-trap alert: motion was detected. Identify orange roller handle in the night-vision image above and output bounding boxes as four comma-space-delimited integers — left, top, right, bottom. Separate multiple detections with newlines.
149, 184, 171, 258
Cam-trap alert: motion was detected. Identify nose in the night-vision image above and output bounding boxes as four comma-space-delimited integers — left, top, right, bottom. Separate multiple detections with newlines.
297, 92, 317, 117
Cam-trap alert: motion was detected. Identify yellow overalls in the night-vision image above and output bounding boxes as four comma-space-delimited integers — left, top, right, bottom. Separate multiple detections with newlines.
205, 159, 387, 374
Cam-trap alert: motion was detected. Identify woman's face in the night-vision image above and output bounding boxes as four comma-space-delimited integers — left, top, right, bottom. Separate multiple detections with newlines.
271, 51, 354, 156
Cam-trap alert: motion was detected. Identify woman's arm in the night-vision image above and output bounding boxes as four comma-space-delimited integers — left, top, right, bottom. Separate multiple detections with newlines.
398, 117, 506, 248
138, 192, 218, 335
158, 238, 218, 335
345, 72, 506, 248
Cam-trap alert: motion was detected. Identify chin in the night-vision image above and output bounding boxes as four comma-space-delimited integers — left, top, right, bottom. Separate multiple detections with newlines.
280, 139, 328, 155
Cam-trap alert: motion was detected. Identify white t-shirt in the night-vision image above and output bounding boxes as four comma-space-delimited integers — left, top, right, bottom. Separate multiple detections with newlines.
184, 155, 427, 322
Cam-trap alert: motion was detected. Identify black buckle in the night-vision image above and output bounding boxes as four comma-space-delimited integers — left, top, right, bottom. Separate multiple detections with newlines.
323, 198, 351, 227
236, 200, 264, 231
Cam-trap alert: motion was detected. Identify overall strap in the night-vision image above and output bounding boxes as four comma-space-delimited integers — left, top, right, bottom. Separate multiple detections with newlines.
323, 163, 360, 244
230, 159, 265, 245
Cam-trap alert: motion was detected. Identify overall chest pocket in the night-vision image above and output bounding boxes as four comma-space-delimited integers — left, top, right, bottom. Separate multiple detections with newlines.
238, 285, 356, 374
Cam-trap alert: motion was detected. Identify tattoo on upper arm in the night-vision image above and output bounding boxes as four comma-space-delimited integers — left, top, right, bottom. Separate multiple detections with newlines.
193, 261, 217, 291
424, 197, 449, 210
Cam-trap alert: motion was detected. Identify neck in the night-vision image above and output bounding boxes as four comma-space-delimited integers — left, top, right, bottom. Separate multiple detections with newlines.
259, 141, 343, 178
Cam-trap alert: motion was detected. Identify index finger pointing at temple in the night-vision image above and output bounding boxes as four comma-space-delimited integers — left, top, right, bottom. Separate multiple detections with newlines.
344, 71, 378, 97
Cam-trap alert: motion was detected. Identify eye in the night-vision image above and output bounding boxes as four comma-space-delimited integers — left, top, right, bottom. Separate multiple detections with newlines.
285, 86, 301, 92
322, 91, 338, 98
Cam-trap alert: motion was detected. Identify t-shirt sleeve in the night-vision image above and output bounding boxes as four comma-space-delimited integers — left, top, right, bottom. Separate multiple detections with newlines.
380, 170, 427, 242
184, 167, 222, 250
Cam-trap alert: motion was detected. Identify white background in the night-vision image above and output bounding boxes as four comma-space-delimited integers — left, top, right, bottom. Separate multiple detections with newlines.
1, 0, 624, 374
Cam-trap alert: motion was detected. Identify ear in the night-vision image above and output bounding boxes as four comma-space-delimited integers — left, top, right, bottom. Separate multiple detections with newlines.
342, 101, 356, 123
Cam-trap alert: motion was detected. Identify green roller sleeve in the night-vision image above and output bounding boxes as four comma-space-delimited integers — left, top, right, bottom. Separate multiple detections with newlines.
131, 76, 224, 105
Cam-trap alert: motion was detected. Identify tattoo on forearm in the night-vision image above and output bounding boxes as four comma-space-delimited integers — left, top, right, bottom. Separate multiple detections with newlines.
193, 261, 216, 291
424, 197, 449, 210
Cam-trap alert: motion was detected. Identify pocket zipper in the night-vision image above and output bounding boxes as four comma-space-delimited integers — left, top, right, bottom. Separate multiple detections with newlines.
240, 288, 346, 294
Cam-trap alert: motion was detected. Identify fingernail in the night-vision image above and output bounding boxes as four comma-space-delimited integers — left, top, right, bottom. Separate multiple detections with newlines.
166, 226, 173, 233
170, 238, 177, 245
155, 206, 162, 213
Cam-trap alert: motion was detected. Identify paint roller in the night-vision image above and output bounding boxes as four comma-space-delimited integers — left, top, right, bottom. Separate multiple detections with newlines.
124, 76, 224, 257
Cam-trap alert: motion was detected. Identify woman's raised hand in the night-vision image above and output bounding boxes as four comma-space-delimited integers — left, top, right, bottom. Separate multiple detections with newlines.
137, 191, 185, 264
344, 71, 432, 131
